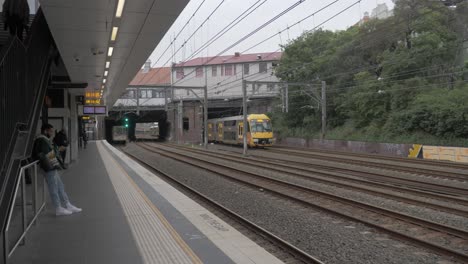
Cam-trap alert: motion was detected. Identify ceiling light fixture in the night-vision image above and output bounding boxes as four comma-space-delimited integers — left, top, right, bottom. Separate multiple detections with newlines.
104, 71, 108, 77
106, 61, 110, 68
111, 27, 119, 41
116, 0, 125, 18
103, 79, 107, 84
108, 47, 114, 57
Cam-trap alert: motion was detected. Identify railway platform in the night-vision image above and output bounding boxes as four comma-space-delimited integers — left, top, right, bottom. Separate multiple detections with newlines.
9, 141, 283, 264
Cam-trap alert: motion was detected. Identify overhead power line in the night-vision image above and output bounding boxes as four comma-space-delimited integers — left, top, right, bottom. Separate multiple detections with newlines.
142, 0, 269, 87
139, 0, 227, 85
177, 0, 341, 88
171, 0, 307, 86
138, 0, 208, 84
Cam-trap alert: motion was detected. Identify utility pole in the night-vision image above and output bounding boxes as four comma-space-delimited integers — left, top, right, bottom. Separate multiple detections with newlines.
164, 86, 168, 112
321, 81, 327, 140
178, 100, 183, 144
285, 83, 289, 113
242, 80, 248, 156
204, 85, 208, 149
281, 85, 285, 113
204, 66, 208, 149
136, 87, 140, 116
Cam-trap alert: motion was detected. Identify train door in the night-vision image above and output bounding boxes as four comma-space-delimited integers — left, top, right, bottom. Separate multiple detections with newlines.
238, 122, 244, 144
217, 122, 223, 142
208, 123, 213, 141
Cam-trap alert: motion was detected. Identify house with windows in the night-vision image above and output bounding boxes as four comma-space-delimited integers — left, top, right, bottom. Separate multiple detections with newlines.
172, 52, 282, 100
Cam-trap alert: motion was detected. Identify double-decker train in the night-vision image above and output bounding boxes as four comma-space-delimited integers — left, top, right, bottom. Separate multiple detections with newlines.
207, 114, 273, 147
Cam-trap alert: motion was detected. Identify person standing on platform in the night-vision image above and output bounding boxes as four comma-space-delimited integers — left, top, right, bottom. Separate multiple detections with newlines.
82, 129, 88, 149
53, 129, 68, 166
33, 123, 82, 216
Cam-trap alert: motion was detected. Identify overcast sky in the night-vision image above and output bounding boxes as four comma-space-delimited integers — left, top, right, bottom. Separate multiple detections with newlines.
147, 0, 395, 67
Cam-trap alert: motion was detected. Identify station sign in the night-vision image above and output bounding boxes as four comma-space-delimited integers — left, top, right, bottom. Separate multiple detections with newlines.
78, 105, 107, 116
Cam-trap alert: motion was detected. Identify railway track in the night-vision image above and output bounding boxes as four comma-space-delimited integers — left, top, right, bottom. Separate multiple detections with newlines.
135, 142, 468, 263
264, 147, 468, 182
119, 146, 324, 264
273, 145, 468, 171
243, 148, 468, 197
150, 143, 468, 218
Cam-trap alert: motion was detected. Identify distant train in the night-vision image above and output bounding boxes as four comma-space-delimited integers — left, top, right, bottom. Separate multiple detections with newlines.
112, 126, 128, 143
207, 114, 273, 147
149, 125, 159, 138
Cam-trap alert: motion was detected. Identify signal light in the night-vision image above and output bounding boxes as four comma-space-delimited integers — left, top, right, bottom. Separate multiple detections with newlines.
124, 117, 129, 128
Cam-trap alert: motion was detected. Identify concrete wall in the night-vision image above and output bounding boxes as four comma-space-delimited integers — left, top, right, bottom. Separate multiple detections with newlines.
422, 146, 468, 163
276, 137, 411, 157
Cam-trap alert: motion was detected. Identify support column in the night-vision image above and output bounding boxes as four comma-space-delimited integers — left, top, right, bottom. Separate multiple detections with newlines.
136, 87, 140, 116
164, 87, 168, 112
242, 80, 248, 156
285, 83, 289, 113
321, 81, 327, 140
178, 100, 183, 144
203, 86, 208, 149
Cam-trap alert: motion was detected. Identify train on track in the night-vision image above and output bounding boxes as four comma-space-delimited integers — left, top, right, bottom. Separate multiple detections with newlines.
112, 126, 128, 143
207, 114, 273, 147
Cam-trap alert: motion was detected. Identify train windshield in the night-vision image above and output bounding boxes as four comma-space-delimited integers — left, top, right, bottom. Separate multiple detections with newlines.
250, 120, 272, 133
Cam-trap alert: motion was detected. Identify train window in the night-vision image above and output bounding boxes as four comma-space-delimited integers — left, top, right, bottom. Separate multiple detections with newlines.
183, 117, 189, 131
224, 120, 236, 127
250, 120, 272, 132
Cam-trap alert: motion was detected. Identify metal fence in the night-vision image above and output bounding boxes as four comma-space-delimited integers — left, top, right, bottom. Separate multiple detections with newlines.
3, 161, 45, 264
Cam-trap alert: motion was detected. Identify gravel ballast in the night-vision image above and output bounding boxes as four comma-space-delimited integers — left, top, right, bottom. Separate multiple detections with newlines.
123, 143, 460, 264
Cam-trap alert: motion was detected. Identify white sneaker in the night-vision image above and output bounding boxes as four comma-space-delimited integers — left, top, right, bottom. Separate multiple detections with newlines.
56, 207, 72, 216
66, 203, 82, 213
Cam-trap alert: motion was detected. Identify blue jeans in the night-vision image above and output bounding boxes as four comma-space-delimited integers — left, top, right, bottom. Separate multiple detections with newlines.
44, 170, 70, 208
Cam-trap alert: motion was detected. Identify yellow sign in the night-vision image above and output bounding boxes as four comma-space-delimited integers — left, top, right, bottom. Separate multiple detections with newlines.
85, 92, 100, 99
82, 116, 90, 120
408, 144, 422, 158
85, 99, 101, 105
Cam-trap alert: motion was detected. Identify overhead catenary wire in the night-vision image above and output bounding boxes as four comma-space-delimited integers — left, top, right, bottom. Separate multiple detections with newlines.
138, 0, 208, 85
178, 0, 346, 89
215, 37, 465, 96
171, 0, 308, 86
212, 1, 459, 91
185, 0, 270, 62
140, 0, 269, 86
139, 0, 228, 85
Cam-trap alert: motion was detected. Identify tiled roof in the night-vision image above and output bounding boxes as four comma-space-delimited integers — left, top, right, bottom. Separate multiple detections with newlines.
130, 67, 171, 86
174, 52, 282, 67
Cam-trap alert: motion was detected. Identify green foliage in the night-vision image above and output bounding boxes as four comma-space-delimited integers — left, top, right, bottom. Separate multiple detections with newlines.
387, 85, 468, 138
273, 0, 468, 146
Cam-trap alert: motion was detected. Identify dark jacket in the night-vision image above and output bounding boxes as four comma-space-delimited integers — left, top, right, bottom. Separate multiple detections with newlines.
33, 135, 63, 171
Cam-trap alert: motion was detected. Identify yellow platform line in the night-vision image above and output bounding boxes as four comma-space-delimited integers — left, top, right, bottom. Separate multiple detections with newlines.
107, 145, 203, 264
